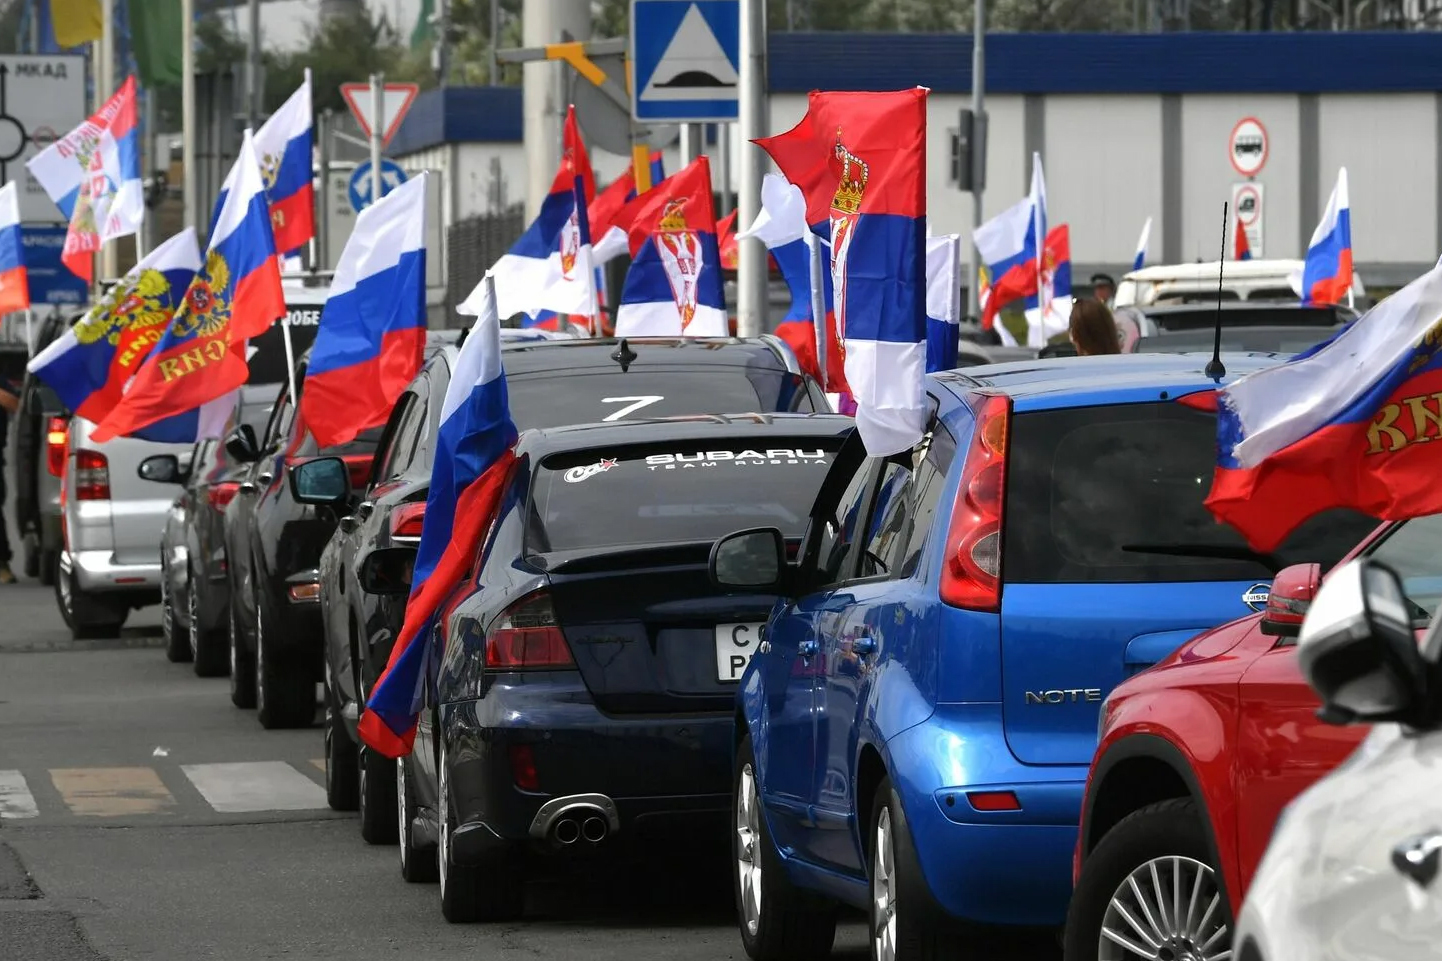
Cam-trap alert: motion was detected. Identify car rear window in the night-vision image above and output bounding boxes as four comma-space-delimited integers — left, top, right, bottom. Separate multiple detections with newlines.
1003, 402, 1379, 583
508, 368, 817, 429
1135, 328, 1337, 356
527, 439, 840, 553
245, 308, 322, 385
1148, 306, 1342, 331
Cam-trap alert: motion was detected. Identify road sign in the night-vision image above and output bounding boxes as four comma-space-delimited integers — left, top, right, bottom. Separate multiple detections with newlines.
631, 1, 740, 123
1229, 117, 1268, 178
347, 159, 408, 212
0, 56, 85, 223
22, 224, 86, 306
325, 166, 443, 290
1231, 182, 1265, 257
339, 82, 420, 147
570, 53, 679, 155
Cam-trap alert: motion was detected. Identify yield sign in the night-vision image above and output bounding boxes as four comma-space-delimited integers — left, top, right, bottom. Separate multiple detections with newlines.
340, 82, 420, 147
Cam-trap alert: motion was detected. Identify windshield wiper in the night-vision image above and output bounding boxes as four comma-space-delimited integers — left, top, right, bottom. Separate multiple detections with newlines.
1120, 543, 1282, 575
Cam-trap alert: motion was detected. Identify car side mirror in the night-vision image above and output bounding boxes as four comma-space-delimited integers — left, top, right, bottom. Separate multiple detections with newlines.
1299, 558, 1429, 726
1260, 562, 1321, 638
709, 527, 786, 591
358, 547, 417, 596
137, 453, 185, 485
288, 456, 350, 506
225, 424, 261, 463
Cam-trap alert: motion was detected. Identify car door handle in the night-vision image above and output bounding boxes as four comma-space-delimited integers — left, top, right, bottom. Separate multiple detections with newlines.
357, 501, 374, 519
1393, 830, 1442, 889
798, 639, 819, 658
852, 635, 877, 657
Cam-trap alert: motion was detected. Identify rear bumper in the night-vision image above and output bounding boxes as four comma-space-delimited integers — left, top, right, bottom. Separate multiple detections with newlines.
67, 549, 163, 594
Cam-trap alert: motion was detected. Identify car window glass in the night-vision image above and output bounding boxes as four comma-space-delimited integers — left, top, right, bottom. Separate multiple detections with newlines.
859, 462, 912, 579
1365, 515, 1442, 621
506, 368, 815, 429
817, 459, 880, 587
387, 394, 429, 478
901, 426, 956, 577
371, 393, 415, 483
260, 384, 292, 450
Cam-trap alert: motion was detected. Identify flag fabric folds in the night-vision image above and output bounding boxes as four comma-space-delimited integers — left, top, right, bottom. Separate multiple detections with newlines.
126, 0, 184, 87
49, 0, 101, 49
1234, 212, 1253, 261
718, 210, 739, 270
1205, 262, 1442, 551
1133, 217, 1152, 272
0, 183, 29, 316
1022, 225, 1072, 347
612, 155, 727, 337
91, 131, 286, 443
358, 275, 519, 759
302, 175, 429, 449
1301, 167, 1352, 305
757, 87, 929, 457
590, 152, 666, 265
28, 76, 144, 283
925, 234, 962, 373
973, 152, 1046, 331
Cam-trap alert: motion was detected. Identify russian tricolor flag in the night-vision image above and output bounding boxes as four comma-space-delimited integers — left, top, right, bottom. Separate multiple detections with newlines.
255, 72, 316, 257
358, 273, 519, 759
302, 174, 428, 449
1301, 167, 1352, 305
1206, 261, 1442, 551
613, 155, 727, 338
0, 182, 29, 316
973, 153, 1046, 331
91, 130, 286, 443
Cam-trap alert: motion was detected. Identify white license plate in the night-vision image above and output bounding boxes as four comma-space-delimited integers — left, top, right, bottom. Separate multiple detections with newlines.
715, 622, 765, 682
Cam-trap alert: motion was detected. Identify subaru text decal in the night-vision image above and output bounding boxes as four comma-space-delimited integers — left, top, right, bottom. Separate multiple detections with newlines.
645, 449, 828, 470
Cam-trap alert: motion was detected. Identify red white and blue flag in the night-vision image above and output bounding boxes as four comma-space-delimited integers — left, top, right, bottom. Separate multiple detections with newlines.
591, 151, 667, 265
1206, 263, 1442, 550
302, 174, 428, 448
1133, 217, 1152, 272
926, 234, 962, 373
1301, 167, 1351, 305
0, 182, 29, 316
973, 152, 1046, 331
90, 130, 286, 443
358, 274, 519, 758
1234, 210, 1253, 261
759, 87, 930, 456
612, 155, 727, 337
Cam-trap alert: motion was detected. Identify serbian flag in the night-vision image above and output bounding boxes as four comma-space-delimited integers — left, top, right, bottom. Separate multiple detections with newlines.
718, 210, 739, 270
28, 228, 199, 423
302, 175, 428, 448
1205, 262, 1442, 551
358, 274, 519, 758
612, 155, 727, 337
925, 234, 962, 372
758, 88, 929, 456
0, 183, 28, 316
1023, 224, 1073, 347
1301, 167, 1352, 305
91, 130, 286, 443
28, 76, 143, 283
1234, 211, 1253, 261
591, 151, 666, 264
973, 152, 1046, 331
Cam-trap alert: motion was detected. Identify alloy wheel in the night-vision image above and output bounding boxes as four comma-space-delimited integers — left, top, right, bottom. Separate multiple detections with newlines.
57, 562, 73, 617
255, 604, 266, 715
187, 576, 200, 660
1099, 856, 1231, 961
872, 807, 897, 961
160, 572, 175, 645
397, 757, 410, 873
439, 747, 451, 890
736, 762, 763, 938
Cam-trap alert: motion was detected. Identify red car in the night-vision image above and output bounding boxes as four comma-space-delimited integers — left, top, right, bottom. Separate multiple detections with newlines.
1064, 514, 1442, 961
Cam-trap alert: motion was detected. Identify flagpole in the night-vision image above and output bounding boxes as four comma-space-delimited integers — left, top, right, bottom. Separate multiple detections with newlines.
24, 307, 32, 359
182, 0, 197, 236
280, 315, 299, 410
806, 230, 826, 391
98, 0, 117, 282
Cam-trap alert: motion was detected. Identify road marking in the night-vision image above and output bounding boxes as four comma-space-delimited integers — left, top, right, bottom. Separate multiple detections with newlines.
0, 771, 38, 819
180, 762, 327, 813
50, 767, 176, 817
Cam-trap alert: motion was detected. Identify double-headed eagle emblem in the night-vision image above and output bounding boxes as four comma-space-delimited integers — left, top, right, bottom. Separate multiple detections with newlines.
169, 250, 233, 341
74, 268, 174, 346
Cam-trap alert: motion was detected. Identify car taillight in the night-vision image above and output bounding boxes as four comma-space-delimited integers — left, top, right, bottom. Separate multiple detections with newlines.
485, 591, 574, 670
74, 449, 111, 501
46, 417, 69, 476
207, 481, 241, 511
939, 393, 1010, 611
389, 502, 425, 542
509, 744, 540, 791
342, 454, 372, 490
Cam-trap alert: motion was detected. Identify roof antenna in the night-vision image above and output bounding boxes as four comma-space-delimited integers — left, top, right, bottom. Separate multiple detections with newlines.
1205, 201, 1228, 381
610, 337, 637, 372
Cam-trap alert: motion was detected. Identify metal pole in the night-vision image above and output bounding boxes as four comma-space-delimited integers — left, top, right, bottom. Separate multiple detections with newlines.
140, 87, 155, 256
716, 124, 731, 216
247, 0, 261, 128
521, 0, 590, 218
806, 231, 826, 390
679, 124, 699, 167
99, 0, 116, 281
317, 110, 331, 268
966, 0, 986, 321
736, 0, 768, 339
182, 0, 197, 235
370, 73, 384, 208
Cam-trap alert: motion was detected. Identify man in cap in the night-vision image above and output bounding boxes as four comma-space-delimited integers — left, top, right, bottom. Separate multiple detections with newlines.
1090, 273, 1116, 308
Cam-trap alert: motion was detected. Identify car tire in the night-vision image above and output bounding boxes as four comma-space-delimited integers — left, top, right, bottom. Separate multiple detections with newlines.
438, 742, 525, 923
1063, 798, 1232, 961
22, 534, 38, 579
190, 572, 229, 677
324, 677, 360, 812
733, 736, 838, 961
38, 548, 57, 587
397, 753, 438, 883
56, 562, 126, 641
162, 571, 191, 663
359, 745, 399, 845
228, 597, 257, 709
869, 777, 971, 961
254, 589, 317, 730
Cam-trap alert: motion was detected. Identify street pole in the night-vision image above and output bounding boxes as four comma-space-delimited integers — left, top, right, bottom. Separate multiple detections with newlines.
98, 0, 116, 280
736, 0, 768, 339
679, 124, 699, 167
370, 73, 384, 208
182, 0, 197, 236
317, 110, 331, 268
716, 124, 731, 216
967, 0, 986, 321
521, 0, 590, 218
247, 0, 262, 129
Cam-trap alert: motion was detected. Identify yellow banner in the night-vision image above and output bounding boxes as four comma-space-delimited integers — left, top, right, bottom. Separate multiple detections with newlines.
50, 0, 103, 50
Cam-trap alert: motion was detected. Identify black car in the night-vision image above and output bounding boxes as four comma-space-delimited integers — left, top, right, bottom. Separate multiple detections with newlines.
299, 413, 849, 922
316, 335, 826, 840
1130, 324, 1342, 356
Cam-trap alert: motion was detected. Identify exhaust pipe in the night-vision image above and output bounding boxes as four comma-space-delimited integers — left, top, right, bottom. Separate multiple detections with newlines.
553, 818, 580, 845
582, 816, 608, 843
529, 793, 620, 846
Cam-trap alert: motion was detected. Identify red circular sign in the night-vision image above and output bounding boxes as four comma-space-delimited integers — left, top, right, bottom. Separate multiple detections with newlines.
1235, 184, 1262, 226
1229, 117, 1269, 177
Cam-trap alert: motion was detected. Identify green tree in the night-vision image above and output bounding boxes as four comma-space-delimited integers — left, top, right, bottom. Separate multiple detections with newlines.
266, 8, 433, 115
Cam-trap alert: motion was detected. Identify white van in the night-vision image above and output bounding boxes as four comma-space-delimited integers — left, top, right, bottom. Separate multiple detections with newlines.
1116, 259, 1367, 308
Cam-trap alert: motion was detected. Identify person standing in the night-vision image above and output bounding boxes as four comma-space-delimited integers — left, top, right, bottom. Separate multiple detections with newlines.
0, 376, 17, 584
1090, 272, 1117, 307
1069, 300, 1121, 356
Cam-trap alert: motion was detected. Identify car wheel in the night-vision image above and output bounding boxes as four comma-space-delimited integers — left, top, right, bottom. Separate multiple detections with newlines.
162, 570, 191, 663
869, 777, 969, 961
733, 736, 837, 961
55, 561, 126, 641
228, 598, 257, 709
22, 534, 39, 579
1063, 799, 1232, 961
438, 741, 524, 924
324, 674, 359, 812
359, 745, 399, 845
190, 572, 229, 677
254, 591, 317, 730
39, 548, 58, 587
397, 753, 438, 883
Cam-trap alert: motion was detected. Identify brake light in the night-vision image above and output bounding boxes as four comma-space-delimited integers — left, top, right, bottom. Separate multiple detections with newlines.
509, 744, 540, 791
485, 591, 574, 670
342, 454, 372, 490
46, 417, 68, 476
390, 503, 425, 542
74, 450, 111, 501
939, 394, 1010, 611
207, 481, 241, 511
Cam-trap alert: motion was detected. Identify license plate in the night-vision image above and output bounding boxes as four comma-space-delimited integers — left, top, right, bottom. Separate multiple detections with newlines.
715, 622, 764, 682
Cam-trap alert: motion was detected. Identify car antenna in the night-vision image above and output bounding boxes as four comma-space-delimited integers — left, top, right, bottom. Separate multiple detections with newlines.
610, 337, 637, 372
1205, 201, 1228, 381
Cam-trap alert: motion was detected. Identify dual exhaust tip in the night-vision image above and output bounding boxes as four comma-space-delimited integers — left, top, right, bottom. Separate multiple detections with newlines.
551, 812, 609, 846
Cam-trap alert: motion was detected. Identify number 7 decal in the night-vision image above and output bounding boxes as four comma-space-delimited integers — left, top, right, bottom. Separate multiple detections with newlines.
600, 396, 665, 421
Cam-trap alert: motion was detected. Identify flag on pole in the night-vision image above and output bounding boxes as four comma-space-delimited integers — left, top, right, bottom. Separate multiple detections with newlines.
0, 183, 29, 316
590, 152, 666, 265
1234, 212, 1253, 261
925, 234, 961, 372
1133, 217, 1152, 272
126, 0, 184, 87
973, 152, 1046, 331
48, 0, 102, 48
1301, 167, 1352, 305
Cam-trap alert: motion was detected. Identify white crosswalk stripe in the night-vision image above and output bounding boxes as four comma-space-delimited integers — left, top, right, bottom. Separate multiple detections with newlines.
180, 761, 329, 813
0, 770, 38, 819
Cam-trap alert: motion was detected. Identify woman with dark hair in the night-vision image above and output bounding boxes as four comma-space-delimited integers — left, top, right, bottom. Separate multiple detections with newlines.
1068, 299, 1121, 356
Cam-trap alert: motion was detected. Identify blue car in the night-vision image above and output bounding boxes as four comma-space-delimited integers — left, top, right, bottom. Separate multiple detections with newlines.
708, 354, 1377, 961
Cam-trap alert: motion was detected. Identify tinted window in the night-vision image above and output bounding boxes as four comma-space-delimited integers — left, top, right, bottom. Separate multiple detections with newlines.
1147, 306, 1341, 331
321, 425, 385, 457
1135, 328, 1337, 356
1004, 403, 1378, 583
817, 458, 879, 586
1366, 515, 1442, 620
245, 308, 321, 385
372, 393, 419, 482
528, 440, 838, 553
508, 368, 816, 429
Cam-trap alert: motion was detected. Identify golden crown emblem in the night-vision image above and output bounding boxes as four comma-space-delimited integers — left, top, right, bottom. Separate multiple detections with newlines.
830, 128, 868, 216
659, 198, 689, 232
